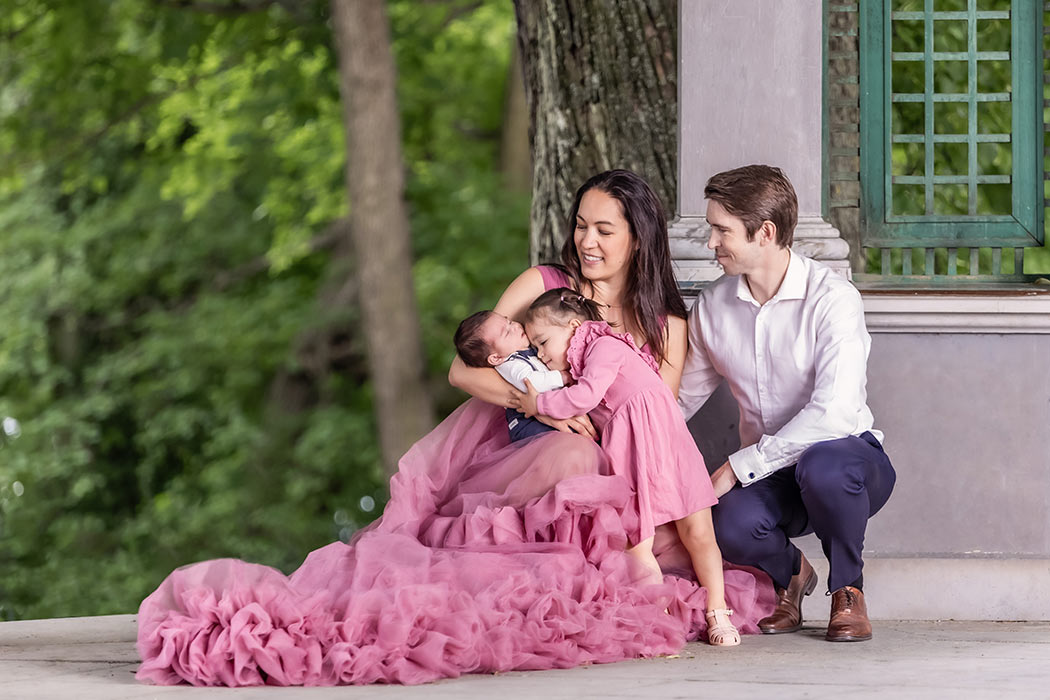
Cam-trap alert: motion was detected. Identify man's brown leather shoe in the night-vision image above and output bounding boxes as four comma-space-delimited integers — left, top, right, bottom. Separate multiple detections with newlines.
826, 585, 872, 642
758, 553, 818, 633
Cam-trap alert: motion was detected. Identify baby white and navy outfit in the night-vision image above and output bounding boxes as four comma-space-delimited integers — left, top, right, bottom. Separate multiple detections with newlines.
496, 348, 564, 442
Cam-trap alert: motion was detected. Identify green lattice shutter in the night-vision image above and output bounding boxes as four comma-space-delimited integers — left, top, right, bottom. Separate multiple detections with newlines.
856, 0, 1043, 277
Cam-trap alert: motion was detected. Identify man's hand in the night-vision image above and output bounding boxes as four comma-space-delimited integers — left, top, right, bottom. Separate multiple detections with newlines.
710, 461, 738, 498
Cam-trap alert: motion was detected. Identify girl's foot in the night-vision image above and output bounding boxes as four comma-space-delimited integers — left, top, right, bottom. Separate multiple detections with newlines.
705, 608, 741, 647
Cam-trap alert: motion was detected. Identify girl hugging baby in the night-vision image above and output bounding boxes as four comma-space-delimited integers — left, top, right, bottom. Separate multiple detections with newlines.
455, 287, 740, 646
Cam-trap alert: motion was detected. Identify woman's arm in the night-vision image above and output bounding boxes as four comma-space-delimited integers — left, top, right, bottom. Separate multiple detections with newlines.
447, 267, 547, 406
658, 314, 688, 398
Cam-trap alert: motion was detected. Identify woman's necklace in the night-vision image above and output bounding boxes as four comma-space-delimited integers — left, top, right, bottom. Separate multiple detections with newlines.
595, 300, 624, 328
583, 283, 625, 327
584, 284, 622, 309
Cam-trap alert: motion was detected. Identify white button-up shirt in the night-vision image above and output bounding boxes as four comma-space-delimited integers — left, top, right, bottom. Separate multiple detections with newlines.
678, 251, 881, 486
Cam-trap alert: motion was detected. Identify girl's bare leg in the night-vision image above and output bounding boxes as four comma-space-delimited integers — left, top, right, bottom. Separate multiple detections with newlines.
675, 509, 726, 608
626, 536, 663, 585
676, 508, 740, 645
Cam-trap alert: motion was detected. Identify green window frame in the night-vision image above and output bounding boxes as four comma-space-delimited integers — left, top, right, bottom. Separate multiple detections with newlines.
859, 0, 1043, 249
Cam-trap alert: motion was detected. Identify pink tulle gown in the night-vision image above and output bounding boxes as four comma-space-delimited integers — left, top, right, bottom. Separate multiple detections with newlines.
136, 267, 775, 687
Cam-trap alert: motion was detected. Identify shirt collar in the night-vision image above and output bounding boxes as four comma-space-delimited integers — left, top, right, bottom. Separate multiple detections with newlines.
735, 250, 807, 305
776, 251, 808, 301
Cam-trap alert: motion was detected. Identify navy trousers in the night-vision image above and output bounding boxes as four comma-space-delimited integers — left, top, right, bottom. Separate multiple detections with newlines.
506, 407, 555, 442
712, 432, 895, 592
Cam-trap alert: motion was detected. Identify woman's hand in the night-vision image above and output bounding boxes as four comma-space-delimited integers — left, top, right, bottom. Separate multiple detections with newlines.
537, 413, 597, 439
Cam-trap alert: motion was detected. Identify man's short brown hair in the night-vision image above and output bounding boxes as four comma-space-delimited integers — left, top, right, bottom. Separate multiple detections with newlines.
704, 165, 798, 247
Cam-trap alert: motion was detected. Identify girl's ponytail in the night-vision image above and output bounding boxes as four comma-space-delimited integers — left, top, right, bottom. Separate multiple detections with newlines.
526, 287, 602, 325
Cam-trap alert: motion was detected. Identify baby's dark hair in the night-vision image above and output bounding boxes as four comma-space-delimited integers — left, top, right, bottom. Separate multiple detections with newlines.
454, 310, 496, 368
525, 287, 602, 326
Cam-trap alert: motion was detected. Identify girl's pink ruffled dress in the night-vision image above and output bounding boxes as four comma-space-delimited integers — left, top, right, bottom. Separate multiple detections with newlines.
537, 320, 718, 545
135, 268, 774, 687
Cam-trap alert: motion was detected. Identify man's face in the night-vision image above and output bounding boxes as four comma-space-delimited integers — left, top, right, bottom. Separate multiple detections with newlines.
706, 199, 763, 277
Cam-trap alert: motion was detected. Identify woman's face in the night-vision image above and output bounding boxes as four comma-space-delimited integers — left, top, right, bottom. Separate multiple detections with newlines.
574, 189, 635, 285
525, 317, 581, 372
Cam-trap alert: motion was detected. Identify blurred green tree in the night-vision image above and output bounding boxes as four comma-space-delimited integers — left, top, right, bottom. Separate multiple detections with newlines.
0, 0, 528, 619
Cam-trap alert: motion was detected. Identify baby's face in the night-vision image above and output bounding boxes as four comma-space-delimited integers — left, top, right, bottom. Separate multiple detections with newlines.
480, 313, 530, 362
525, 317, 577, 371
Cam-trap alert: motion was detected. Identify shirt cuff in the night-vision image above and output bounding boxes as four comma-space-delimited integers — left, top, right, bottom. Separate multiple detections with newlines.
727, 444, 771, 486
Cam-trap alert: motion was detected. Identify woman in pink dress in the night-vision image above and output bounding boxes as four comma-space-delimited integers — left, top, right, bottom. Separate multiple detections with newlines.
135, 170, 773, 686
522, 288, 739, 645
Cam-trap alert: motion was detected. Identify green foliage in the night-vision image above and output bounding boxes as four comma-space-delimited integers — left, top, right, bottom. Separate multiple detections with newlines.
0, 0, 527, 619
881, 11, 1049, 274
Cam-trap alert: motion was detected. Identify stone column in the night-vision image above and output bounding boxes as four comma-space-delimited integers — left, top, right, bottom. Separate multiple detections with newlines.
672, 0, 851, 284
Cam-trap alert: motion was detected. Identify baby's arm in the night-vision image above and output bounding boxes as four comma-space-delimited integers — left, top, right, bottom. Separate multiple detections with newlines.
535, 338, 624, 419
496, 356, 566, 393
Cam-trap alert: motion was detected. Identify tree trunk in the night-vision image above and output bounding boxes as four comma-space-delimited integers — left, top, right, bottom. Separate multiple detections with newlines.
513, 0, 678, 263
330, 0, 434, 477
500, 37, 531, 192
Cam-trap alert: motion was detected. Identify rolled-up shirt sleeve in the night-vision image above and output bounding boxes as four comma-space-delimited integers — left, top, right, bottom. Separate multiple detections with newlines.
678, 297, 724, 421
728, 288, 872, 486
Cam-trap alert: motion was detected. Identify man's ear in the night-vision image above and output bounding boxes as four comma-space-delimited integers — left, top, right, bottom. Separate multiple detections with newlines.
487, 352, 505, 367
757, 219, 778, 246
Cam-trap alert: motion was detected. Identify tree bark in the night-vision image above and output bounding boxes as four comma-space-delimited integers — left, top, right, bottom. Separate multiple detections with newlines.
513, 0, 678, 264
500, 37, 531, 192
330, 0, 434, 477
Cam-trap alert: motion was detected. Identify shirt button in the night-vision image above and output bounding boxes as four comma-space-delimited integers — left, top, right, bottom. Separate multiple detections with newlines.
748, 472, 755, 479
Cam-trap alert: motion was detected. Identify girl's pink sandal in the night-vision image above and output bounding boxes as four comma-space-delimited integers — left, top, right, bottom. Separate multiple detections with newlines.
705, 608, 741, 646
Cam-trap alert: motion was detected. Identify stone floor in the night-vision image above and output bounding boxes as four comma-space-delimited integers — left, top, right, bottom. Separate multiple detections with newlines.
1, 615, 1048, 700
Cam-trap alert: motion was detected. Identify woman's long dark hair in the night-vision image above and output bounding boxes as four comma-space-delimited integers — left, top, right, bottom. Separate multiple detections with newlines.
557, 169, 687, 365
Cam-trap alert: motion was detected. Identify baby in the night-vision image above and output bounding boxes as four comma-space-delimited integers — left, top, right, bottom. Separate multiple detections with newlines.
453, 310, 571, 442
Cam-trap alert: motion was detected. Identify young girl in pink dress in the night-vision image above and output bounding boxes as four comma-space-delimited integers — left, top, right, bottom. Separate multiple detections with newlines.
521, 287, 740, 646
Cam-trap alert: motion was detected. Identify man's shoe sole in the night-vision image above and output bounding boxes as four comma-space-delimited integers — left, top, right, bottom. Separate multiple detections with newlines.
825, 631, 873, 642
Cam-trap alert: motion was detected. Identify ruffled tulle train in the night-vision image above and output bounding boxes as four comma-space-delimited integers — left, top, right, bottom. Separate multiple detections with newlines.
137, 399, 775, 686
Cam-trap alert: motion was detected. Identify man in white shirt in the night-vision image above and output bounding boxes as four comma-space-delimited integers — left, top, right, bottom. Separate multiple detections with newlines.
679, 165, 896, 642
